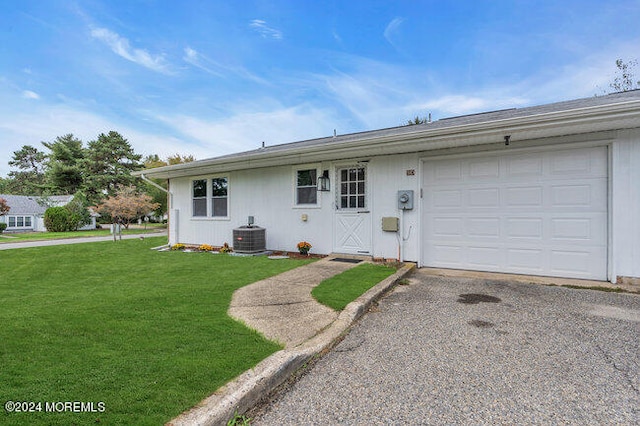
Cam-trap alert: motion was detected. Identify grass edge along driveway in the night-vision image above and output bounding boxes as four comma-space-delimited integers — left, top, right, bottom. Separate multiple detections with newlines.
0, 237, 314, 425
312, 263, 397, 311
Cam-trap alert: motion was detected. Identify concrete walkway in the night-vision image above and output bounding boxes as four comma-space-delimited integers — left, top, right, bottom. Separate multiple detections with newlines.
170, 258, 416, 426
229, 257, 364, 348
0, 230, 167, 250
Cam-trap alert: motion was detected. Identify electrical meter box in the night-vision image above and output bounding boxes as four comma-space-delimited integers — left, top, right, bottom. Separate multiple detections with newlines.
397, 190, 414, 210
381, 217, 399, 232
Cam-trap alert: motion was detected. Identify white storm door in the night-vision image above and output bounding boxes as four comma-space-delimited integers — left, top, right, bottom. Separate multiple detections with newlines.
333, 166, 372, 255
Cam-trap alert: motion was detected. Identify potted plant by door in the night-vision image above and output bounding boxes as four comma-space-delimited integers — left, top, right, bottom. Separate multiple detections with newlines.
297, 241, 312, 256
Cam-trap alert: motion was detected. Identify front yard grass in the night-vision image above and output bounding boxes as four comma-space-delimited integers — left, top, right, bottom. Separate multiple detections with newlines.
0, 237, 313, 425
312, 263, 397, 311
0, 225, 165, 243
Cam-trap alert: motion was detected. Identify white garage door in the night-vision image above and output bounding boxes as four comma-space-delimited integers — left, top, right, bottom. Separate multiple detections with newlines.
421, 146, 607, 280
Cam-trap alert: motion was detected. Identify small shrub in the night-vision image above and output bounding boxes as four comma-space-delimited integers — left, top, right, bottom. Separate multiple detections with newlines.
171, 243, 186, 251
219, 242, 232, 253
198, 244, 214, 252
0, 223, 7, 233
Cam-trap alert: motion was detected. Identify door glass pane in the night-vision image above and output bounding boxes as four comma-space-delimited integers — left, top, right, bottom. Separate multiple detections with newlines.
338, 167, 366, 209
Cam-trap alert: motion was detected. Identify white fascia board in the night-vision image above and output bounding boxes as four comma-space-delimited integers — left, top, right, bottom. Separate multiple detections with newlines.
137, 100, 640, 179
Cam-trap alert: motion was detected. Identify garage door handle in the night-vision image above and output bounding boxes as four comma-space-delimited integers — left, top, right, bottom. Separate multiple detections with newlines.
357, 210, 370, 213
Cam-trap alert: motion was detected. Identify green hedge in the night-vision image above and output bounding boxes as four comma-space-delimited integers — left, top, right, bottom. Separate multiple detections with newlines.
44, 206, 73, 232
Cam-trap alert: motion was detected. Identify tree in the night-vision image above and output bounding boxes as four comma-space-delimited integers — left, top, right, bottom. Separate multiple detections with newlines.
43, 206, 74, 232
167, 153, 195, 165
0, 197, 9, 216
0, 198, 8, 233
65, 192, 92, 230
95, 185, 159, 239
43, 134, 85, 195
142, 153, 195, 218
81, 131, 143, 204
406, 115, 428, 126
7, 145, 47, 195
610, 59, 640, 93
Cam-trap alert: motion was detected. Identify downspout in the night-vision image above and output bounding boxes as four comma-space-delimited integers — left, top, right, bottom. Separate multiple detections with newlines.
140, 173, 173, 244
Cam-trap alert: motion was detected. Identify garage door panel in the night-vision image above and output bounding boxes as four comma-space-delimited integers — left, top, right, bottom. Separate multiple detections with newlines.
422, 146, 607, 280
506, 155, 544, 177
506, 248, 544, 270
467, 246, 501, 267
467, 218, 499, 237
506, 186, 543, 206
506, 218, 543, 239
432, 217, 464, 237
469, 158, 500, 179
468, 188, 499, 207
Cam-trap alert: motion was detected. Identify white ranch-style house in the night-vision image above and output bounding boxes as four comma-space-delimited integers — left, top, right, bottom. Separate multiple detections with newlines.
0, 194, 97, 232
137, 91, 640, 283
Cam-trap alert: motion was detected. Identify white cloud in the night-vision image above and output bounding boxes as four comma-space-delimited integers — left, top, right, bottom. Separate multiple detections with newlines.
183, 47, 225, 78
156, 104, 340, 157
0, 102, 205, 177
90, 27, 172, 74
21, 90, 40, 100
383, 17, 404, 46
182, 46, 267, 84
249, 19, 283, 40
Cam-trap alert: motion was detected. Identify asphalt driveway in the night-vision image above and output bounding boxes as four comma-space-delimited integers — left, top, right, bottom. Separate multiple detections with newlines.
252, 270, 640, 425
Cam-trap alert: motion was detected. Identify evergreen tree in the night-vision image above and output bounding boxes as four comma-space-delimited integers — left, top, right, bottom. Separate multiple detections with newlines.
81, 131, 143, 204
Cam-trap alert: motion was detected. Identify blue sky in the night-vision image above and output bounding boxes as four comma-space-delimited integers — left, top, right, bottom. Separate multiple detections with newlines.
1, 0, 639, 177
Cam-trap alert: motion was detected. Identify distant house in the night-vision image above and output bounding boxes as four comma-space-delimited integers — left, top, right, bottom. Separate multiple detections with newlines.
0, 194, 97, 232
136, 91, 640, 283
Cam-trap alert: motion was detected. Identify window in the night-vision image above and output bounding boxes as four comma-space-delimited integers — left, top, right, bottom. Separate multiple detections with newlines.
193, 179, 207, 217
7, 216, 32, 228
296, 169, 317, 205
339, 167, 366, 209
211, 177, 228, 217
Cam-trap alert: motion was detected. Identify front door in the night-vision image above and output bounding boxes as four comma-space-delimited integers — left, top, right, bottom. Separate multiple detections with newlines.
333, 165, 372, 254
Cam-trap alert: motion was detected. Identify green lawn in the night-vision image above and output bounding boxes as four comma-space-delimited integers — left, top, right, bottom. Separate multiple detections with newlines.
312, 263, 397, 311
0, 237, 313, 425
0, 225, 165, 243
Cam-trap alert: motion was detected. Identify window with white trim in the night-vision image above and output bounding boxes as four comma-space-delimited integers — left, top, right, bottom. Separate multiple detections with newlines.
192, 179, 207, 217
296, 169, 317, 205
7, 216, 32, 228
211, 177, 228, 217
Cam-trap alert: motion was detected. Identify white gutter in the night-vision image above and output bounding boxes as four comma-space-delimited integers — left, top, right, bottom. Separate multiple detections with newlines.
136, 99, 640, 179
140, 173, 171, 195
